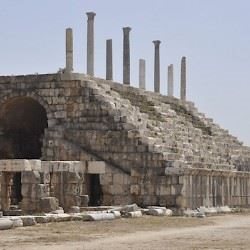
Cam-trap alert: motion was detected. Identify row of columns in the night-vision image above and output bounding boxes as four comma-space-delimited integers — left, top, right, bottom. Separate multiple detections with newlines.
65, 12, 187, 101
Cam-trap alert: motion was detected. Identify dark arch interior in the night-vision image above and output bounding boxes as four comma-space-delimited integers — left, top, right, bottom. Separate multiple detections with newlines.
0, 97, 48, 159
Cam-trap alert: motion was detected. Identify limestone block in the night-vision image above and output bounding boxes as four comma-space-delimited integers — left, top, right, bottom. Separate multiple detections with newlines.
21, 171, 41, 184
146, 208, 166, 216
113, 173, 124, 184
120, 203, 139, 213
110, 184, 123, 195
40, 197, 59, 213
130, 185, 140, 195
110, 211, 121, 218
80, 195, 89, 207
35, 216, 50, 224
65, 184, 81, 195
21, 216, 37, 227
64, 195, 81, 208
216, 206, 232, 213
124, 210, 142, 218
21, 198, 39, 212
10, 217, 23, 228
36, 184, 50, 198
0, 218, 13, 230
68, 206, 80, 213
0, 160, 41, 172
41, 172, 50, 184
83, 213, 115, 221
87, 161, 105, 174
159, 185, 171, 196
66, 172, 81, 184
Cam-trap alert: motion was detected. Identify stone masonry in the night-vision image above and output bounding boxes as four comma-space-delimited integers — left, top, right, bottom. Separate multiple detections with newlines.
1, 12, 250, 214
0, 72, 250, 212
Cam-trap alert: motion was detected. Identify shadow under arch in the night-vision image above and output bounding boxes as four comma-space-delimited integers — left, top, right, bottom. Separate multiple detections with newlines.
0, 96, 48, 159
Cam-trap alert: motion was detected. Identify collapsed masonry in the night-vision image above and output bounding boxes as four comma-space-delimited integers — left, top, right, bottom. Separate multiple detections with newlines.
0, 12, 250, 214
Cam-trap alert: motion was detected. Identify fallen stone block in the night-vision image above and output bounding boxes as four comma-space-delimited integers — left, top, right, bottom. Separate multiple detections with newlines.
124, 211, 142, 218
120, 204, 139, 213
53, 214, 72, 222
216, 206, 231, 213
21, 216, 37, 227
0, 218, 13, 230
110, 210, 121, 218
146, 208, 165, 216
35, 216, 50, 224
71, 215, 84, 221
83, 213, 115, 221
165, 209, 173, 216
10, 217, 23, 228
198, 207, 217, 215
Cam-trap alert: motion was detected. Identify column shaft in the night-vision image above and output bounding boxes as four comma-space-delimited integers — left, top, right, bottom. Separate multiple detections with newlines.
168, 64, 174, 96
86, 12, 96, 76
106, 39, 113, 80
153, 40, 161, 93
139, 59, 146, 90
65, 28, 73, 73
123, 27, 131, 85
180, 57, 186, 101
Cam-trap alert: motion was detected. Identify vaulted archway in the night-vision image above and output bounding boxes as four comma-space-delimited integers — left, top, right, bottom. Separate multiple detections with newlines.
0, 97, 48, 159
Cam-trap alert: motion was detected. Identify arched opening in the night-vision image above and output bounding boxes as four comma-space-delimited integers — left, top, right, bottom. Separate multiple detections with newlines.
0, 97, 48, 159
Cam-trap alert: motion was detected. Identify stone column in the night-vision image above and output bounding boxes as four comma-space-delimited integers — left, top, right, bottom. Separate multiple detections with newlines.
65, 28, 73, 73
167, 64, 174, 97
106, 39, 113, 80
153, 40, 161, 93
139, 59, 146, 90
86, 12, 96, 76
123, 27, 132, 85
180, 56, 186, 101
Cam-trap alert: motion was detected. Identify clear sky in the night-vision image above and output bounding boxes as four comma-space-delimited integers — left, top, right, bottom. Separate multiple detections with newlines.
1, 0, 250, 145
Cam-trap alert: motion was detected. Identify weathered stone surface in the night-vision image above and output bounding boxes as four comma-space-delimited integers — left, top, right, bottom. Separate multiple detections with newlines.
35, 216, 50, 224
80, 195, 89, 207
40, 197, 59, 213
21, 216, 37, 226
68, 206, 80, 213
0, 72, 250, 212
124, 210, 142, 218
139, 59, 146, 90
123, 27, 131, 85
87, 161, 105, 174
10, 217, 23, 227
0, 218, 13, 230
84, 213, 115, 221
0, 160, 41, 172
146, 208, 166, 216
86, 12, 96, 76
153, 40, 161, 93
106, 39, 113, 81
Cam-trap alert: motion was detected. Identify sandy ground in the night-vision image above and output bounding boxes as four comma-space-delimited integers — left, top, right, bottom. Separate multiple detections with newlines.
0, 214, 250, 250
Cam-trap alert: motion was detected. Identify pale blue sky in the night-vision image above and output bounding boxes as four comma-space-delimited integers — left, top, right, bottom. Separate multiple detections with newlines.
1, 0, 250, 145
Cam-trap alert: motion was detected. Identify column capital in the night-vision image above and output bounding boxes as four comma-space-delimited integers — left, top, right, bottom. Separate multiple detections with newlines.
86, 12, 96, 20
123, 27, 132, 34
153, 40, 161, 46
66, 27, 72, 32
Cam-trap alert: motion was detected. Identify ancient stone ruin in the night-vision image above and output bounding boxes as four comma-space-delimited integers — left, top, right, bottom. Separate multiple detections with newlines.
0, 12, 250, 215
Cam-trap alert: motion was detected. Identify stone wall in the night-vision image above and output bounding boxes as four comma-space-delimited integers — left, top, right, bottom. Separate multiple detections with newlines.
0, 72, 250, 209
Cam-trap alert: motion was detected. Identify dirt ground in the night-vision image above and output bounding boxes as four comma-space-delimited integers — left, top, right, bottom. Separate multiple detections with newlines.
0, 213, 250, 250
